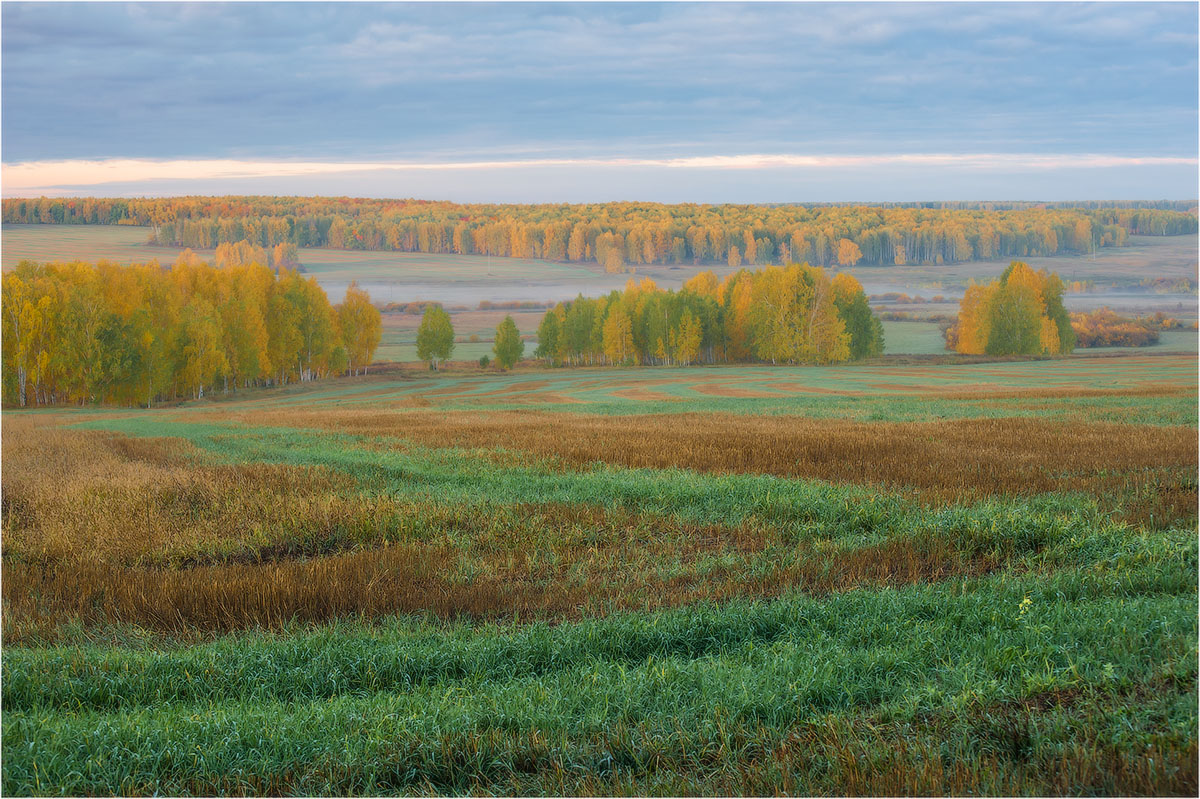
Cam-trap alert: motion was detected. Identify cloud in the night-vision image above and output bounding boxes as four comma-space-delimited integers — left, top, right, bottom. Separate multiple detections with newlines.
5, 152, 1196, 197
1, 0, 1195, 188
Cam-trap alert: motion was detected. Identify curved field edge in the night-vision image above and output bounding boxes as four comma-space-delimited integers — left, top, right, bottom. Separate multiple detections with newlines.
4, 422, 1161, 640
61, 412, 1200, 529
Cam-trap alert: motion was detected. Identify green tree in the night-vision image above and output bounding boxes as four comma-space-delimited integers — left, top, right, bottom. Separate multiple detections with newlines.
95, 313, 142, 404
328, 345, 349, 376
1039, 271, 1076, 354
534, 308, 561, 365
416, 305, 455, 370
492, 315, 524, 369
831, 273, 884, 359
602, 305, 635, 365
670, 309, 702, 366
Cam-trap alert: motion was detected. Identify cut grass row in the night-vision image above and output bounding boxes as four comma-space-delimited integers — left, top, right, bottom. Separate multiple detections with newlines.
7, 527, 1196, 711
4, 553, 1195, 794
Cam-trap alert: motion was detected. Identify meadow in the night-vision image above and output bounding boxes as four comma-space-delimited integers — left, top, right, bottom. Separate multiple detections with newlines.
2, 351, 1197, 795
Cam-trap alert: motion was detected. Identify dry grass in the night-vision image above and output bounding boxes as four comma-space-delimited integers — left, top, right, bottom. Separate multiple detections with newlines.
3, 407, 1192, 638
4, 528, 996, 639
704, 718, 1199, 798
2, 422, 1005, 639
1, 416, 380, 567
216, 407, 1198, 526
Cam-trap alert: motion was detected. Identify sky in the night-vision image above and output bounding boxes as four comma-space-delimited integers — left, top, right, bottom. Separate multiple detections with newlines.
2, 1, 1197, 202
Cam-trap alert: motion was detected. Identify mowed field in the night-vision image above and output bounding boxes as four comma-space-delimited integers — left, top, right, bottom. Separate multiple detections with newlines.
3, 352, 1197, 795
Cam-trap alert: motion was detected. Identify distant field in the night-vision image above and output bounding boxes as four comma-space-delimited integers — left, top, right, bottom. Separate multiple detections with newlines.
1, 223, 581, 282
2, 223, 650, 307
879, 320, 948, 354
852, 233, 1199, 293
376, 309, 544, 363
112, 352, 1199, 424
878, 320, 1198, 357
1, 223, 161, 266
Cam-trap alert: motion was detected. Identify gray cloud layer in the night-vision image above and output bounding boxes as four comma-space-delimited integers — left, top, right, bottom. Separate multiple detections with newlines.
2, 2, 1196, 199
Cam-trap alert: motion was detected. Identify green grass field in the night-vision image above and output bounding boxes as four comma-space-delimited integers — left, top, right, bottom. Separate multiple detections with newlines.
3, 352, 1197, 795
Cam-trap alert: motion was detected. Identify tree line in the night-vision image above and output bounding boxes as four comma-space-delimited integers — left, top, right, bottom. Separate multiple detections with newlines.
4, 196, 1195, 269
945, 262, 1075, 356
2, 245, 381, 407
531, 264, 884, 367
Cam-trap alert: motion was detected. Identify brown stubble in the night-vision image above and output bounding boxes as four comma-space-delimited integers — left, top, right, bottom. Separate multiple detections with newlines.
4, 401, 1193, 639
3, 423, 1005, 640
210, 406, 1197, 526
1, 415, 372, 567
4, 524, 998, 640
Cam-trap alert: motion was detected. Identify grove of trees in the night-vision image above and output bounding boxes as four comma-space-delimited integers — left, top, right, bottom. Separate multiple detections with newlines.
945, 262, 1075, 356
533, 264, 884, 367
4, 196, 1195, 269
2, 244, 381, 407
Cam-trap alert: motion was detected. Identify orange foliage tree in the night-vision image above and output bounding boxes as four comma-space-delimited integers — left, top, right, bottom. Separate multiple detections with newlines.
2, 248, 379, 406
947, 262, 1074, 356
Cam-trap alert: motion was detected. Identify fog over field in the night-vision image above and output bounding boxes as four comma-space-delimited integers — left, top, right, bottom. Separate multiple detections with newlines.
5, 223, 1196, 308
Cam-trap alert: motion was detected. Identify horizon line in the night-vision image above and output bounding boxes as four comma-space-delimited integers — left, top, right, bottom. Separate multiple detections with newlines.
3, 152, 1197, 197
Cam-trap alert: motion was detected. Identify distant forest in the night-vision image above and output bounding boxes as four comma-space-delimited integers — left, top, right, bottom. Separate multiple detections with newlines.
4, 197, 1196, 269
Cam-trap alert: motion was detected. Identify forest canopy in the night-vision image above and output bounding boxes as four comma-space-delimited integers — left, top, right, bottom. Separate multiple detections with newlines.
534, 264, 883, 367
4, 196, 1196, 269
2, 245, 381, 407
